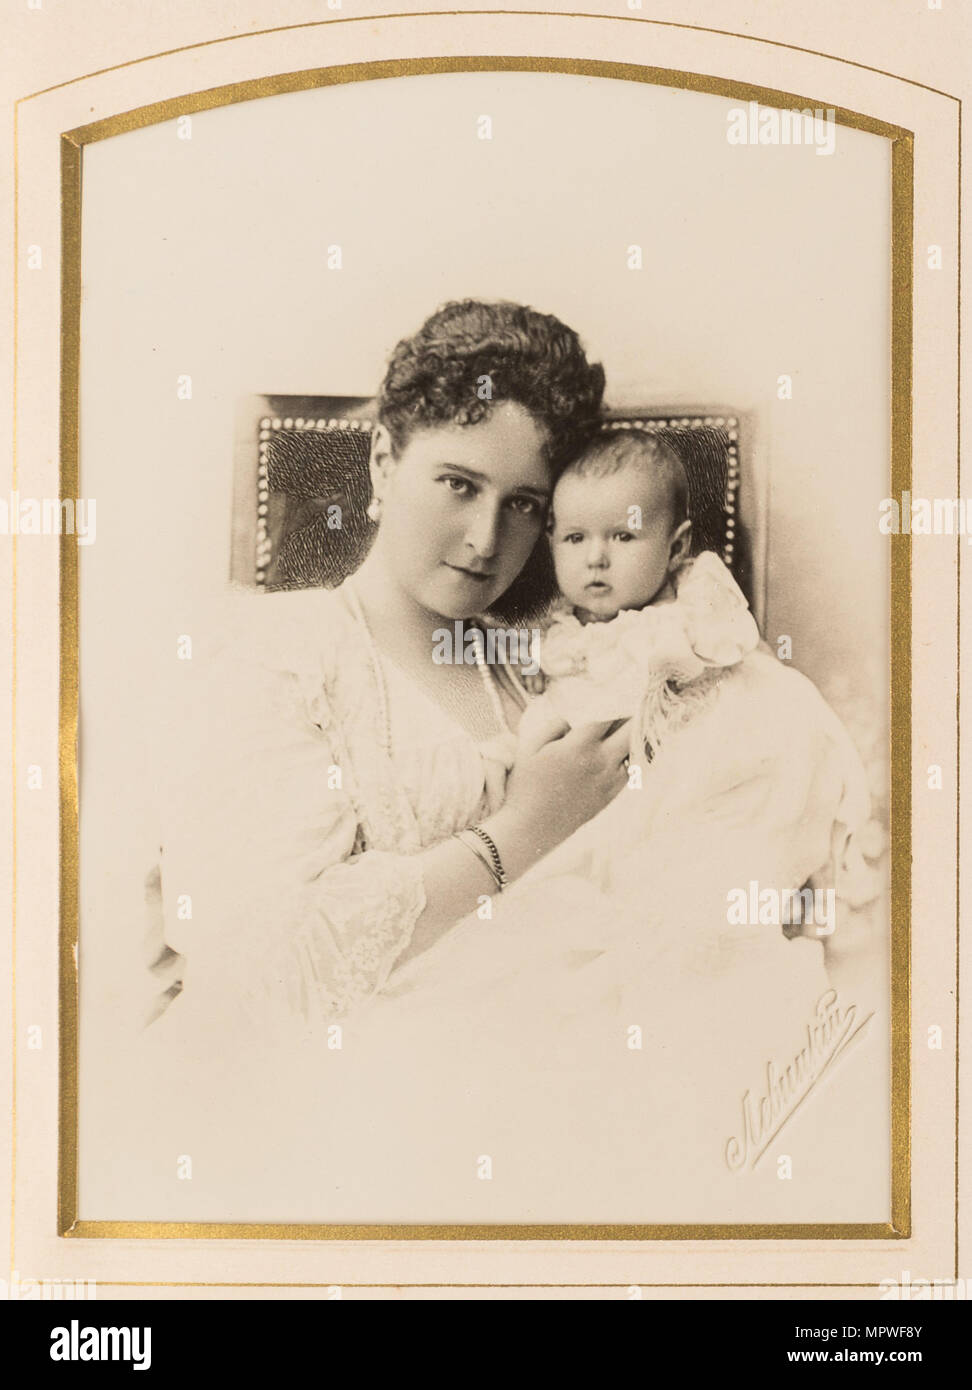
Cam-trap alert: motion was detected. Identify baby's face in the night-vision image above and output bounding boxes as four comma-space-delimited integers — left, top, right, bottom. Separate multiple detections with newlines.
550, 464, 679, 621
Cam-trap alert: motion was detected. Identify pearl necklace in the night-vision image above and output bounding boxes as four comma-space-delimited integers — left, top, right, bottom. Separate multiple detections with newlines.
345, 578, 508, 757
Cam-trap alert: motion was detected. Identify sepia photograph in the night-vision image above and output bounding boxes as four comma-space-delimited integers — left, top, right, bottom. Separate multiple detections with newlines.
60, 59, 904, 1234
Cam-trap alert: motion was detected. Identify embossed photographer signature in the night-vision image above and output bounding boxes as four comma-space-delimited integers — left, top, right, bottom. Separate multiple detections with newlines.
725, 988, 874, 1172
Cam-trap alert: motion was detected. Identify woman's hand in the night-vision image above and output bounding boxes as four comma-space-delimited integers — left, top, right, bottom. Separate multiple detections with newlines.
482, 706, 630, 877
393, 707, 630, 968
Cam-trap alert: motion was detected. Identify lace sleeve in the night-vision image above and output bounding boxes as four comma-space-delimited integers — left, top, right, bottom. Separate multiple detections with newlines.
156, 640, 426, 1041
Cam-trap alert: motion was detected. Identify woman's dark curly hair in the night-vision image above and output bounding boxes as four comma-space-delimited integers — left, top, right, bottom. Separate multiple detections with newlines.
376, 299, 605, 474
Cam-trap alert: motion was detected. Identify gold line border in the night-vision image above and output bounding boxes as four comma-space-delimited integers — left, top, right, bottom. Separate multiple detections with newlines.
954, 105, 963, 1285
15, 11, 961, 107
9, 99, 18, 1279
59, 133, 82, 1242
65, 1220, 903, 1242
48, 56, 916, 1246
26, 1280, 913, 1289
890, 133, 914, 1245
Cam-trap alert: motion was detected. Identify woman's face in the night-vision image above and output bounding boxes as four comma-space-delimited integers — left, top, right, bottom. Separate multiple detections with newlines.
371, 401, 553, 618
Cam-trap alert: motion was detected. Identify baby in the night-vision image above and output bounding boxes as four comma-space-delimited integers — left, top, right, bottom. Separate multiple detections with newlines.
517, 427, 879, 955
533, 428, 761, 755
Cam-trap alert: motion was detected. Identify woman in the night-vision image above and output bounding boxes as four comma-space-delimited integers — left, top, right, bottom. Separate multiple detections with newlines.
150, 299, 626, 1046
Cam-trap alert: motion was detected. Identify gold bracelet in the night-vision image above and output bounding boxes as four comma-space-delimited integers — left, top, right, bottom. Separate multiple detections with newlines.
452, 830, 504, 893
466, 824, 509, 890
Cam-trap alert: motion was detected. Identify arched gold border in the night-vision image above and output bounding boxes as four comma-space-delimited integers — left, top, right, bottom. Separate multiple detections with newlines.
54, 56, 913, 1245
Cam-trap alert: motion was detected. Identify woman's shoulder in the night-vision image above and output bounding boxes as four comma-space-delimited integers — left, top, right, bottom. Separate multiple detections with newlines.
217, 581, 361, 679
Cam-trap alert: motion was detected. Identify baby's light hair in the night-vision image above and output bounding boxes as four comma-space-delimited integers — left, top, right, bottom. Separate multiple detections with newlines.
562, 428, 690, 528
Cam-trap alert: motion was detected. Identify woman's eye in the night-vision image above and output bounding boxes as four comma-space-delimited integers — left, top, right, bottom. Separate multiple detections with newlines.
507, 496, 541, 517
441, 476, 473, 496
562, 533, 584, 544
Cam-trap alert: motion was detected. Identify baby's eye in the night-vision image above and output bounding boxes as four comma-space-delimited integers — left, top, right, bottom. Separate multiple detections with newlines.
613, 531, 634, 542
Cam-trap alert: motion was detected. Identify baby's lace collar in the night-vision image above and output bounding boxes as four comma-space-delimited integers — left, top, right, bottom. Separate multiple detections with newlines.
540, 551, 760, 690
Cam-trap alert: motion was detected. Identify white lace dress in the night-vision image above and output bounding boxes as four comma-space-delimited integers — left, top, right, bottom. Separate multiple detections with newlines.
146, 581, 518, 1048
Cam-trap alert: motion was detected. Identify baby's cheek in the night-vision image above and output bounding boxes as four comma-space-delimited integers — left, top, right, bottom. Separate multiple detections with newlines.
553, 554, 584, 600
